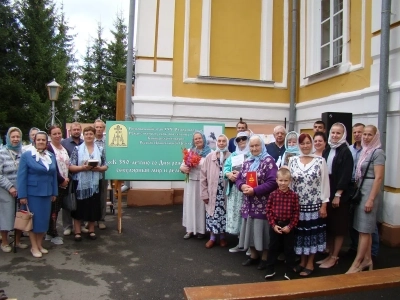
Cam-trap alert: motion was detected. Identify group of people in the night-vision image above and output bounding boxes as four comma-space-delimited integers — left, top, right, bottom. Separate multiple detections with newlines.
181, 119, 385, 280
0, 121, 108, 258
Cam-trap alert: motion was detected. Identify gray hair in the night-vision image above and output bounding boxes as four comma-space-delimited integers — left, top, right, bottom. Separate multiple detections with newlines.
273, 125, 286, 134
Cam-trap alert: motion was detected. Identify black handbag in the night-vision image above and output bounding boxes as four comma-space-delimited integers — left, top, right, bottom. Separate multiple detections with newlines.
350, 149, 377, 207
62, 181, 77, 211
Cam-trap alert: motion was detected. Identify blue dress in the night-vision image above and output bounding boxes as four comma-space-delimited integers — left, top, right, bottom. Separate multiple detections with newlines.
17, 150, 58, 233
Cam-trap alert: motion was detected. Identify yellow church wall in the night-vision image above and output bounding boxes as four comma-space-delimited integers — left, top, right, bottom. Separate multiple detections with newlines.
187, 0, 201, 78
209, 0, 261, 80
298, 0, 372, 103
172, 0, 290, 103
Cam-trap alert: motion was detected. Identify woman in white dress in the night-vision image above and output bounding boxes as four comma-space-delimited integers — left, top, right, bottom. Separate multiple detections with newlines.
181, 131, 211, 239
288, 133, 330, 276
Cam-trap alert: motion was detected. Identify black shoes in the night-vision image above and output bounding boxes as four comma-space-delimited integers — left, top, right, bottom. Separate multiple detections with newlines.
257, 260, 268, 270
242, 258, 259, 266
264, 267, 275, 279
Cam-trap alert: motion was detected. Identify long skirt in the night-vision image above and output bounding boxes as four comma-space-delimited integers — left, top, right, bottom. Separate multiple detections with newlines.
0, 190, 15, 231
225, 185, 243, 235
205, 177, 226, 234
71, 193, 101, 222
238, 217, 270, 251
295, 203, 326, 255
28, 195, 52, 233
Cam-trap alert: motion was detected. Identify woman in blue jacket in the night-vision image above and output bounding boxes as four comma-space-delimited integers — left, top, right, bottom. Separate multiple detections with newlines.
18, 131, 58, 258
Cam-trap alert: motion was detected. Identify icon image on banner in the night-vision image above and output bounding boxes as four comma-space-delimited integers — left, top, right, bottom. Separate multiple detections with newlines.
109, 124, 128, 147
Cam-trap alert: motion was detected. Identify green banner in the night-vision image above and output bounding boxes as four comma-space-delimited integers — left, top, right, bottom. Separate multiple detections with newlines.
105, 121, 224, 180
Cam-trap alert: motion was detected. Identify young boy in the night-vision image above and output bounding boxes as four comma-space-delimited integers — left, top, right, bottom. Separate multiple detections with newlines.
265, 168, 299, 280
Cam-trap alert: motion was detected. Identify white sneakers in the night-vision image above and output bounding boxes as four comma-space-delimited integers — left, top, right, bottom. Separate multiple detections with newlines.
63, 228, 72, 236
229, 245, 247, 253
1, 244, 12, 253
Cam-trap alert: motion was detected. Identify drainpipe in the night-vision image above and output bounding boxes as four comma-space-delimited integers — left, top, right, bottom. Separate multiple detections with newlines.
288, 0, 298, 132
377, 0, 391, 150
123, 0, 136, 192
125, 0, 136, 121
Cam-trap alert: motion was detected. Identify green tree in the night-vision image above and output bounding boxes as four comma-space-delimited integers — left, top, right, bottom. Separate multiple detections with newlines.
78, 24, 111, 122
78, 13, 133, 123
0, 0, 25, 138
12, 0, 76, 137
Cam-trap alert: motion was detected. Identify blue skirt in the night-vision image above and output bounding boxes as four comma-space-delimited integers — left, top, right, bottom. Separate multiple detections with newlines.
27, 195, 52, 233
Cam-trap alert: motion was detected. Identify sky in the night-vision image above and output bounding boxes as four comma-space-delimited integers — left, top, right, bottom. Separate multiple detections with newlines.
55, 0, 132, 62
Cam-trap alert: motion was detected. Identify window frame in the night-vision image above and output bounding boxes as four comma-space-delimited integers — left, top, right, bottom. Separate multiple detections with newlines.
301, 0, 351, 84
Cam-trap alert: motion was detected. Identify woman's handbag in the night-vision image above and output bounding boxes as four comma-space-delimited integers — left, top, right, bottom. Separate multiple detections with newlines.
14, 204, 33, 231
62, 181, 77, 211
349, 149, 377, 208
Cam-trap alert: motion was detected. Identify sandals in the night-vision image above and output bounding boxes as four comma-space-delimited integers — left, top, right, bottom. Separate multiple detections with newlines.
74, 234, 82, 242
89, 232, 97, 240
299, 268, 313, 277
293, 265, 304, 273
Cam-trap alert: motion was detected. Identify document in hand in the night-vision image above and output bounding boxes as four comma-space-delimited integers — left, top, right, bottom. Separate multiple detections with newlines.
231, 154, 245, 172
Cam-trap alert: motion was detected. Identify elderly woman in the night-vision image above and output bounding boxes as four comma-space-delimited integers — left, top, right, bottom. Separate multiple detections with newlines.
45, 125, 70, 245
201, 134, 230, 248
181, 131, 211, 240
288, 133, 330, 276
346, 125, 385, 273
319, 123, 353, 269
68, 126, 108, 241
313, 132, 327, 156
17, 131, 58, 258
224, 131, 250, 252
0, 127, 29, 252
281, 131, 300, 166
236, 135, 278, 270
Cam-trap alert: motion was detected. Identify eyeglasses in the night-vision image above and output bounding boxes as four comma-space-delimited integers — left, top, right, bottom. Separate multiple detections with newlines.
235, 136, 248, 143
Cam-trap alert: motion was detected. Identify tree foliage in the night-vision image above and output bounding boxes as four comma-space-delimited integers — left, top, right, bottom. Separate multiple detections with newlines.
0, 0, 76, 140
78, 13, 133, 123
0, 2, 133, 139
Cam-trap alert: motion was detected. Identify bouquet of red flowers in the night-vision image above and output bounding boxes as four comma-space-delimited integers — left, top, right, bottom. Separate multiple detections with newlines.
182, 148, 202, 182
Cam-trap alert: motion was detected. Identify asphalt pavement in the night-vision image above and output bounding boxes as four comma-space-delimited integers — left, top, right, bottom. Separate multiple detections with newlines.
1, 204, 400, 300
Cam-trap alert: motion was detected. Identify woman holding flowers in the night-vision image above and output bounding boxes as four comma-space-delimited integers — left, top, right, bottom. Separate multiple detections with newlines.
224, 131, 250, 252
181, 131, 211, 239
201, 134, 230, 248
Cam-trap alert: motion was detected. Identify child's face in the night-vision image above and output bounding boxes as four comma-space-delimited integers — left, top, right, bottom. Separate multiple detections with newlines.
287, 138, 297, 147
276, 174, 291, 191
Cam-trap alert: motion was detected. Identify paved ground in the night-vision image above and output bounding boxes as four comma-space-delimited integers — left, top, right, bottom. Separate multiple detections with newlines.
1, 204, 400, 300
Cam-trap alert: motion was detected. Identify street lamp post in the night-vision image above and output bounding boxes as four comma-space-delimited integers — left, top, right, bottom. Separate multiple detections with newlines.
46, 79, 62, 128
71, 95, 81, 121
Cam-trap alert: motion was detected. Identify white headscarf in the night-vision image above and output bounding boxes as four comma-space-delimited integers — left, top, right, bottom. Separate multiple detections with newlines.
298, 133, 318, 158
234, 131, 250, 155
328, 122, 348, 149
216, 134, 229, 165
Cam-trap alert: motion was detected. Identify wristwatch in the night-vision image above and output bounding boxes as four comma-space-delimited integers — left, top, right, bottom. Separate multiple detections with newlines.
335, 193, 342, 197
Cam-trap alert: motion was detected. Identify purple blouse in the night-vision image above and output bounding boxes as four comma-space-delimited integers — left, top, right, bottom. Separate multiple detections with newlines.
235, 156, 278, 220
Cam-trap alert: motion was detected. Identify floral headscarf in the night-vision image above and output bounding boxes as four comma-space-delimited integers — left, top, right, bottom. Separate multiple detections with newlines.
191, 131, 211, 158
355, 127, 381, 180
